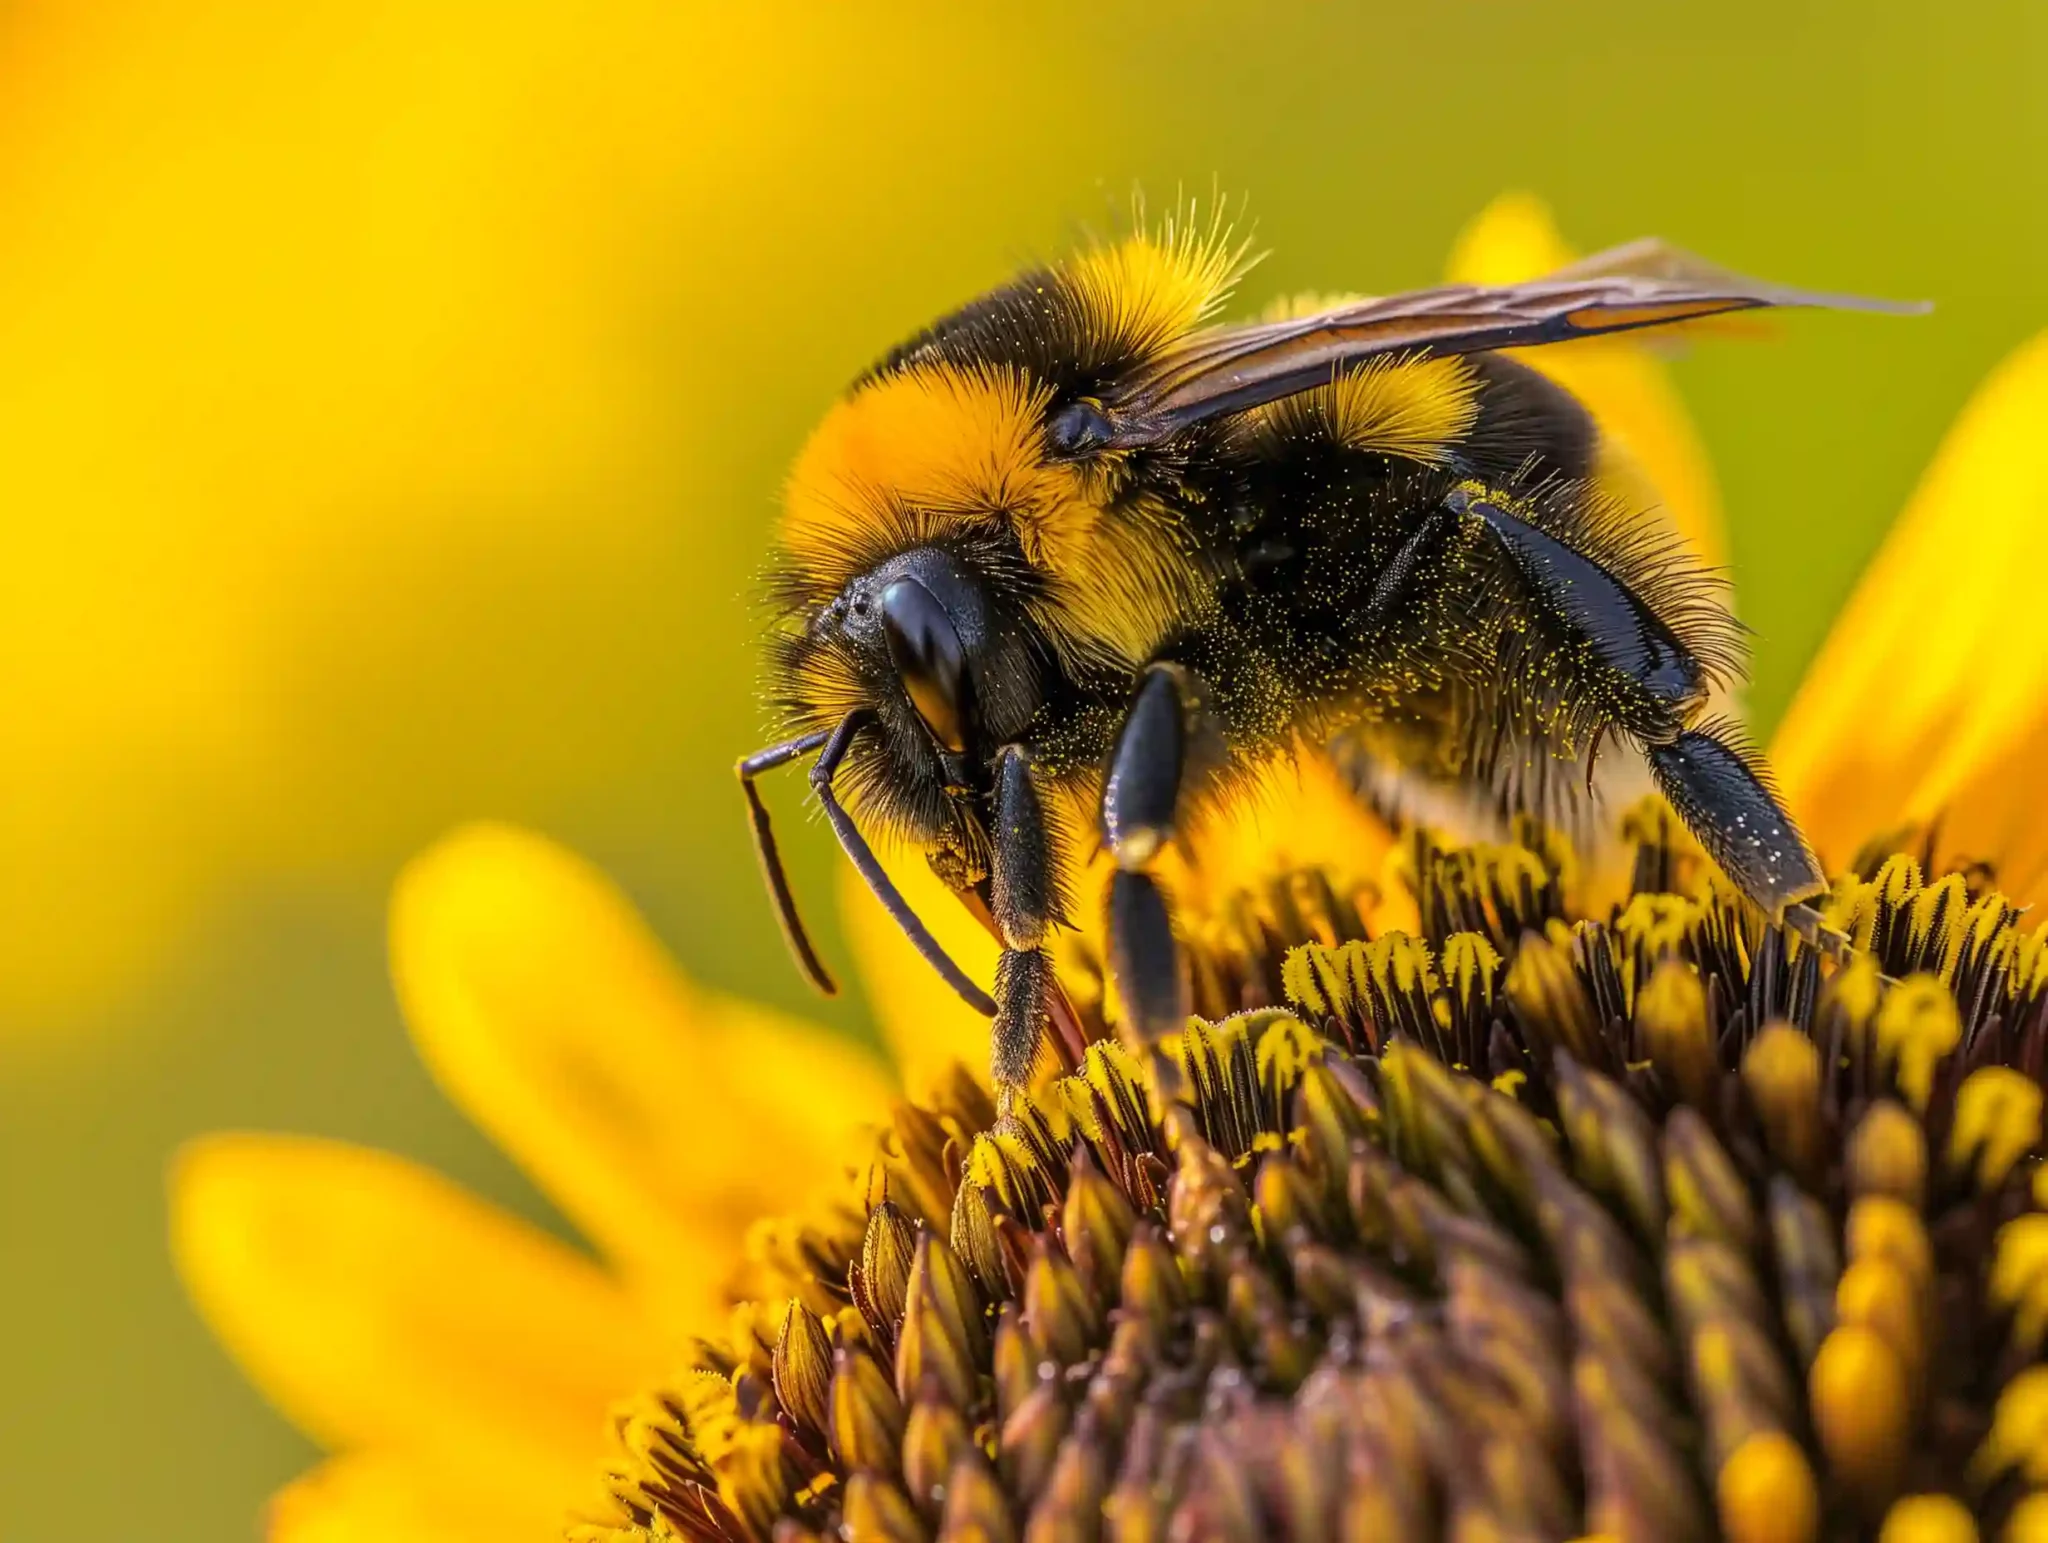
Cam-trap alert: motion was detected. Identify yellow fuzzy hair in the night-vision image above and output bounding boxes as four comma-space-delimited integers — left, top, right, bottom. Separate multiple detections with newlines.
1240, 351, 1483, 466
1061, 204, 1252, 365
1252, 291, 1484, 462
1320, 354, 1483, 462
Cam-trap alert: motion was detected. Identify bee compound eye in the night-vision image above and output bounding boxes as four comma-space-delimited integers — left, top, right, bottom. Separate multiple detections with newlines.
880, 575, 972, 753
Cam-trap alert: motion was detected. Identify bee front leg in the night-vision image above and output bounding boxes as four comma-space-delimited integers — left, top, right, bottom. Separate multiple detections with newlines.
1101, 662, 1205, 1054
989, 745, 1063, 1091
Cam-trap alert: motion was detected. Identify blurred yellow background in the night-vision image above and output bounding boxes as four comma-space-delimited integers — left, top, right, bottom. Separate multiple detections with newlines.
1, 1, 2042, 1535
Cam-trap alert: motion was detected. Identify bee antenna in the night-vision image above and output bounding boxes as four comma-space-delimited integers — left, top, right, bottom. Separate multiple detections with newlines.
810, 710, 999, 1018
738, 728, 839, 997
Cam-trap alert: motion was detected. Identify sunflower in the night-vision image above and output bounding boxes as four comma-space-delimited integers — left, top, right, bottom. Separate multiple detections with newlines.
172, 196, 2048, 1543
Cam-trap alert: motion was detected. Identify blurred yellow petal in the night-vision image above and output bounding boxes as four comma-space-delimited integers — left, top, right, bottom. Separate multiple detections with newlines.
840, 855, 1002, 1097
268, 1452, 552, 1543
1773, 329, 2048, 899
393, 823, 896, 1328
1163, 751, 1403, 923
0, 1, 1101, 1034
1446, 191, 1579, 286
1446, 191, 1726, 570
169, 1134, 651, 1517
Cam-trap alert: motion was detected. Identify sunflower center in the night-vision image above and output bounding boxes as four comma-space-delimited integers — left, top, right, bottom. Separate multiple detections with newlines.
579, 806, 2048, 1543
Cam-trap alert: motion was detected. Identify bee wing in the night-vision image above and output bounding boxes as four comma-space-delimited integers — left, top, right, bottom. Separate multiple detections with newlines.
1089, 242, 1925, 450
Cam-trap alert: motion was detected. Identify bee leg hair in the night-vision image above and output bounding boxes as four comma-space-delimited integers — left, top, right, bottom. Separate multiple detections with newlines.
1450, 485, 1823, 916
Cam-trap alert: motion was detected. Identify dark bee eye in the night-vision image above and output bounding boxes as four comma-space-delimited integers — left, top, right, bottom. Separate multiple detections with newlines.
881, 576, 972, 752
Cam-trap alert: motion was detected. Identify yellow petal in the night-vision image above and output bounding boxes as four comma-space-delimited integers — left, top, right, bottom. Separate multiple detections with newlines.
393, 823, 896, 1329
840, 852, 1001, 1096
1445, 192, 1726, 571
1772, 330, 2048, 899
267, 1452, 555, 1543
1445, 191, 1578, 287
170, 1134, 653, 1516
1162, 750, 1402, 924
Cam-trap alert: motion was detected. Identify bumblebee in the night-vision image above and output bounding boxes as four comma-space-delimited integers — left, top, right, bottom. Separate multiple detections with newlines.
738, 214, 1912, 1091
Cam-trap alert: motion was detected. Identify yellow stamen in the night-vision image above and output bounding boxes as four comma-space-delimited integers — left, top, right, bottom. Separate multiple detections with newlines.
1836, 1255, 1925, 1392
1991, 1215, 2048, 1360
1972, 1366, 2048, 1490
1811, 1325, 1911, 1508
1638, 957, 1715, 1108
1847, 1196, 1935, 1291
1847, 1099, 1930, 1206
2004, 1491, 2048, 1543
1742, 1023, 1824, 1183
828, 1345, 905, 1475
1717, 1431, 1819, 1543
1877, 1494, 1979, 1543
1948, 1067, 2044, 1192
1874, 975, 1962, 1112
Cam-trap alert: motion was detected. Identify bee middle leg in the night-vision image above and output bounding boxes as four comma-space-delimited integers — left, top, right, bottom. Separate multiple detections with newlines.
987, 744, 1063, 1090
1100, 662, 1209, 1054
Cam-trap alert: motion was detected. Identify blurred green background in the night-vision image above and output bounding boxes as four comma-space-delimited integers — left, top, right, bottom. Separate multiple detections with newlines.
1, 0, 2043, 1536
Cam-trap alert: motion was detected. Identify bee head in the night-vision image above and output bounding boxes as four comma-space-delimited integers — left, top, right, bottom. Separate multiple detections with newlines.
763, 218, 1255, 833
767, 532, 1051, 844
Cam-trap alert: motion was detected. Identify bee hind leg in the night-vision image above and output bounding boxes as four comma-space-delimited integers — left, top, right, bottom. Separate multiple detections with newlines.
1101, 663, 1208, 1059
1642, 724, 1826, 918
1450, 485, 1824, 917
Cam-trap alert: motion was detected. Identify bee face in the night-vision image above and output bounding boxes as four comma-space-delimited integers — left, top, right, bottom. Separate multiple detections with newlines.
768, 219, 1257, 751
756, 367, 1039, 857
764, 341, 1205, 838
804, 545, 1012, 767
